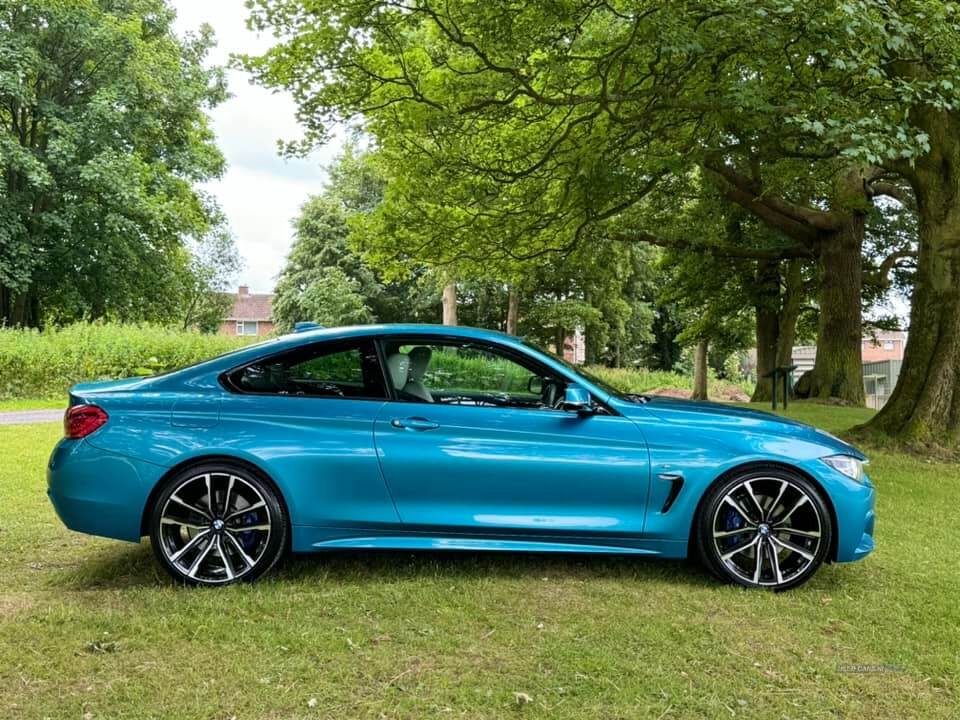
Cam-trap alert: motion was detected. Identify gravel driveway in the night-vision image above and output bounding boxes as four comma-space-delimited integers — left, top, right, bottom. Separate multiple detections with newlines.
0, 409, 63, 425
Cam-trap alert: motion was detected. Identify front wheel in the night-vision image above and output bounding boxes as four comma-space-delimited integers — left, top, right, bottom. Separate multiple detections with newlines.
696, 467, 832, 591
149, 463, 288, 586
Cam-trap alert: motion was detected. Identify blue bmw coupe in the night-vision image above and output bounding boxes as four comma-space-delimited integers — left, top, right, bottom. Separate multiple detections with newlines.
48, 324, 875, 589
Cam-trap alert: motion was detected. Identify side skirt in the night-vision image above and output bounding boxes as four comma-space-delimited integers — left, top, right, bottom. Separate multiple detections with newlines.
292, 526, 688, 558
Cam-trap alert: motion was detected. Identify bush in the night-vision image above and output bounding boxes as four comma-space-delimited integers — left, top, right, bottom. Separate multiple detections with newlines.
0, 323, 254, 399
585, 365, 754, 401
0, 323, 755, 402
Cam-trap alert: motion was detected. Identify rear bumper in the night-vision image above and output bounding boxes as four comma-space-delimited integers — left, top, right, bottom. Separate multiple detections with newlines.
47, 438, 164, 542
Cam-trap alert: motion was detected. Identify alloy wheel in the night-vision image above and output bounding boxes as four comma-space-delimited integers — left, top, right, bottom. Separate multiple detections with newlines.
711, 476, 824, 587
157, 471, 273, 584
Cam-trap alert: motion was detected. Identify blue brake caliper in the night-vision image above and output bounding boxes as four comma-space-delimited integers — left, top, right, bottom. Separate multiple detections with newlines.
721, 508, 746, 550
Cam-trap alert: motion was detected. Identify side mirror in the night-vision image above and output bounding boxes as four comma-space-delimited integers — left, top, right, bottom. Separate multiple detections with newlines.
561, 383, 594, 414
527, 375, 544, 394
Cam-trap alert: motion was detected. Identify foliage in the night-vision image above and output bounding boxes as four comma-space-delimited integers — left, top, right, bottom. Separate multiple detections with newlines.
586, 365, 753, 402
241, 0, 960, 437
176, 228, 242, 332
0, 0, 227, 326
273, 151, 440, 331
278, 265, 374, 330
0, 323, 251, 399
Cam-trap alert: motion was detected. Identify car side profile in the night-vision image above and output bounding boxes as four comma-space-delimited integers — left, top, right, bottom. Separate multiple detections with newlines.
48, 324, 876, 590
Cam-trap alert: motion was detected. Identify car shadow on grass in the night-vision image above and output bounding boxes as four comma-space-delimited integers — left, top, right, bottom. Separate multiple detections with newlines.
57, 541, 729, 591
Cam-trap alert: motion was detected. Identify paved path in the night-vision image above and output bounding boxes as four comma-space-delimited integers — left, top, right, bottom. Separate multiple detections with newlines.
0, 409, 63, 425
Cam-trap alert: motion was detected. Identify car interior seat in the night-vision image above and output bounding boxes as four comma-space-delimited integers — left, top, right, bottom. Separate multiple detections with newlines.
385, 353, 410, 393
403, 346, 434, 402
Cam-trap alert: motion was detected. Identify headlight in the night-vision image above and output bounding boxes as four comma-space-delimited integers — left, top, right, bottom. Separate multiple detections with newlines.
821, 454, 865, 482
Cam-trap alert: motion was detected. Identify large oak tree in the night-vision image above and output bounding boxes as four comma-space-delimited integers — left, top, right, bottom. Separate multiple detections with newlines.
244, 0, 960, 446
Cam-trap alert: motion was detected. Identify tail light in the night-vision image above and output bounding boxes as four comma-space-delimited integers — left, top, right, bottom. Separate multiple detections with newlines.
64, 405, 109, 439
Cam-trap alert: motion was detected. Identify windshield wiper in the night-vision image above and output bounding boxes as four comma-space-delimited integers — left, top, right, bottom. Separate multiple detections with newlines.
624, 393, 651, 404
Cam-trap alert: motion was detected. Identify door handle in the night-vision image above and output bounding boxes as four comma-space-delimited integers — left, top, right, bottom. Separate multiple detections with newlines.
390, 417, 440, 431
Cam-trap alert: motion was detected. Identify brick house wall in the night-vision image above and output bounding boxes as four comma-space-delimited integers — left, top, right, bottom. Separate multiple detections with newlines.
220, 286, 275, 337
861, 331, 907, 362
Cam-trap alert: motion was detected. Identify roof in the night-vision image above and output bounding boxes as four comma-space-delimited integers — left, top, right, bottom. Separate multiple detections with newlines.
863, 330, 908, 344
282, 323, 513, 344
226, 292, 274, 322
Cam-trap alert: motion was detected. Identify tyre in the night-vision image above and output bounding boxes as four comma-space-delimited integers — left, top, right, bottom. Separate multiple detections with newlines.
149, 462, 288, 586
696, 466, 832, 591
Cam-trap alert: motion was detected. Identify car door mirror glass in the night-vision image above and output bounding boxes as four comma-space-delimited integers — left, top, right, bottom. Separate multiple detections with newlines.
527, 375, 544, 394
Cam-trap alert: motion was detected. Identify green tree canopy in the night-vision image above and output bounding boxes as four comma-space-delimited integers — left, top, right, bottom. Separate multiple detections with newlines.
0, 0, 227, 326
245, 0, 960, 446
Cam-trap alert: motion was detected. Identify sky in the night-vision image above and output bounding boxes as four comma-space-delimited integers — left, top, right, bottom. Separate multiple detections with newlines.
172, 0, 343, 294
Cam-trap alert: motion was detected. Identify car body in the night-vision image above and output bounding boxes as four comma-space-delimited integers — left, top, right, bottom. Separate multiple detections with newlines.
48, 324, 876, 589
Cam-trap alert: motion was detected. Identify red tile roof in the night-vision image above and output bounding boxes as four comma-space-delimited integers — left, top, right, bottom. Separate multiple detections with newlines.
226, 290, 274, 321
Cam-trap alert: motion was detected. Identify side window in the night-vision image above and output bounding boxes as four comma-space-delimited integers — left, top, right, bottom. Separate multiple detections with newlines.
226, 339, 386, 399
381, 339, 566, 410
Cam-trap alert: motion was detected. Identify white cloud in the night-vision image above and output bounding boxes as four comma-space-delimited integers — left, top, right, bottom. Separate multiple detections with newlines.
171, 0, 342, 293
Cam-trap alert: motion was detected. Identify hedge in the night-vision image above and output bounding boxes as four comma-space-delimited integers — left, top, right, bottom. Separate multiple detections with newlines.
0, 323, 252, 399
0, 323, 753, 401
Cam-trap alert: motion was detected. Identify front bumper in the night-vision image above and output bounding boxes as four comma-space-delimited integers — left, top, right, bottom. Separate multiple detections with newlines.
833, 472, 876, 563
47, 438, 164, 542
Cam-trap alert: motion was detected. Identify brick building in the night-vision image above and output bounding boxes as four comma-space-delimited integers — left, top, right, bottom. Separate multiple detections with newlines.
219, 286, 275, 337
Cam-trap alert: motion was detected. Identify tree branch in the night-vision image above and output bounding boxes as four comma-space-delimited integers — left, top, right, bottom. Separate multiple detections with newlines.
705, 159, 847, 234
613, 231, 815, 260
864, 249, 917, 288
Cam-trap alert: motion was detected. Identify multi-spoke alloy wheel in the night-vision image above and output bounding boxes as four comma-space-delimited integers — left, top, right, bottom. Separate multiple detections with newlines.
149, 464, 287, 586
697, 468, 832, 591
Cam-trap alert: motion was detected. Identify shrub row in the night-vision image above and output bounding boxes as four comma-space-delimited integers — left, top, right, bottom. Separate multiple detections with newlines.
0, 323, 252, 399
0, 323, 754, 401
585, 365, 754, 401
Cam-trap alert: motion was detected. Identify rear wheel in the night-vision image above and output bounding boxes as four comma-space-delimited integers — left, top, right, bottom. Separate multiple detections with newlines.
696, 467, 832, 591
149, 463, 287, 586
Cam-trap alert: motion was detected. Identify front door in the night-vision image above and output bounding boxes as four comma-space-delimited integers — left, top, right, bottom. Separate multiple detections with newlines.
373, 338, 650, 537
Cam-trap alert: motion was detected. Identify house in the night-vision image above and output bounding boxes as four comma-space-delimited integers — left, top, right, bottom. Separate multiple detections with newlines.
785, 330, 908, 409
863, 359, 902, 410
562, 327, 587, 364
790, 330, 908, 373
219, 286, 275, 337
861, 330, 907, 362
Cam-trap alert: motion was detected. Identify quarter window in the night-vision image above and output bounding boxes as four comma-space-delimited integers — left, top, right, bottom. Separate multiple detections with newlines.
225, 339, 387, 399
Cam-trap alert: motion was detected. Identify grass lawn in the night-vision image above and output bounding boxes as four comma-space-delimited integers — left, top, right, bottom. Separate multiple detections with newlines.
0, 404, 956, 719
0, 398, 65, 412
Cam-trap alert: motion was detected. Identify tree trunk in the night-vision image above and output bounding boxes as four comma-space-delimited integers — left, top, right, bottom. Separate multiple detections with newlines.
506, 286, 519, 335
554, 327, 566, 358
441, 281, 458, 326
865, 122, 960, 445
806, 218, 865, 404
776, 261, 803, 364
692, 338, 709, 400
5, 287, 39, 328
751, 259, 805, 403
751, 259, 781, 402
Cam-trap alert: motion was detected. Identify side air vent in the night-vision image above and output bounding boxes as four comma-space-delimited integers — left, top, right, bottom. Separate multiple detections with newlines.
658, 472, 684, 513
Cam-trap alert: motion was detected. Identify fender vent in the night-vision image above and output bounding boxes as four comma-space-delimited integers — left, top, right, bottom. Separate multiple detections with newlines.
658, 473, 684, 513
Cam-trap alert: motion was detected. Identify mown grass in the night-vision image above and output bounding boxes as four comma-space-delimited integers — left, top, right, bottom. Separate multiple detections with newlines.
0, 397, 64, 412
0, 405, 957, 719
